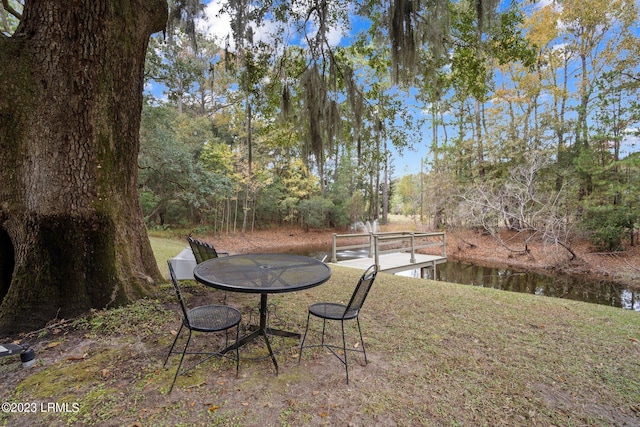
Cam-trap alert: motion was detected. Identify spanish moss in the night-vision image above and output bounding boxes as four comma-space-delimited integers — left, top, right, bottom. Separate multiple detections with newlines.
167, 0, 202, 50
388, 0, 500, 85
302, 64, 326, 165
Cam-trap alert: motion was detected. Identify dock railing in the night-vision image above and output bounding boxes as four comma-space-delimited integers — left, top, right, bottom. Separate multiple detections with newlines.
331, 231, 446, 267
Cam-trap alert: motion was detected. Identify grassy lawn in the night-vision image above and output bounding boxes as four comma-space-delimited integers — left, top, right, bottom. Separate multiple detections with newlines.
0, 236, 638, 426
149, 236, 189, 278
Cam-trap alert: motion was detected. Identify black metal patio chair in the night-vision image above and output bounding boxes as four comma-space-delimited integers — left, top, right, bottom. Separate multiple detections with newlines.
164, 260, 242, 393
187, 236, 230, 302
187, 236, 229, 264
298, 264, 378, 384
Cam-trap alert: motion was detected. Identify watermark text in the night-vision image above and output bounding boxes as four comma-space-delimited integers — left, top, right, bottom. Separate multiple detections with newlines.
2, 402, 80, 413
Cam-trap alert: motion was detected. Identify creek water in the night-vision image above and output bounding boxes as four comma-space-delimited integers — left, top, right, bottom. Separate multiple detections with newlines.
268, 244, 640, 311
405, 261, 639, 311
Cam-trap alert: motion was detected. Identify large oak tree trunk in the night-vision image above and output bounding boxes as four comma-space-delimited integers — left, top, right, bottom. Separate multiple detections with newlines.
0, 1, 167, 334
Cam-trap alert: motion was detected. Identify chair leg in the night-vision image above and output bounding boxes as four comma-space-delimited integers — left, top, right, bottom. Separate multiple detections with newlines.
164, 323, 184, 368
235, 323, 240, 376
298, 314, 368, 384
321, 319, 327, 346
341, 320, 349, 384
356, 316, 367, 365
298, 311, 311, 364
169, 329, 193, 393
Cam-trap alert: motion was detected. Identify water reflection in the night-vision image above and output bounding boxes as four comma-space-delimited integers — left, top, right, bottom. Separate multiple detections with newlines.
406, 261, 640, 311
266, 244, 640, 311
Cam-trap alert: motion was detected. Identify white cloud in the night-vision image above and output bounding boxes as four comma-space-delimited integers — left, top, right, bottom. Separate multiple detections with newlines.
196, 0, 287, 52
196, 1, 233, 45
196, 0, 345, 52
534, 0, 562, 12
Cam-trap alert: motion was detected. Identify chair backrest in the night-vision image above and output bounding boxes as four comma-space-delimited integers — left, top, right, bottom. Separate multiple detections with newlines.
187, 236, 219, 264
167, 260, 191, 327
202, 241, 220, 259
344, 264, 378, 318
187, 236, 205, 264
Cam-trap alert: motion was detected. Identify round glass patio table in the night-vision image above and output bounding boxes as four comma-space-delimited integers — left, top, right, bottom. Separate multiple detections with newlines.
193, 254, 331, 373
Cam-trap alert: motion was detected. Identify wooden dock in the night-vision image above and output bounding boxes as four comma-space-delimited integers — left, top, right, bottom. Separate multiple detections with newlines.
330, 231, 447, 275
334, 252, 447, 275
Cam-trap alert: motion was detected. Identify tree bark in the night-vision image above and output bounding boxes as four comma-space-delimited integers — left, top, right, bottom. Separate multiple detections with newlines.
0, 0, 167, 334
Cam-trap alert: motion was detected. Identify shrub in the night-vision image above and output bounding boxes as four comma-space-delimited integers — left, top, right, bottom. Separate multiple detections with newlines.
580, 205, 636, 251
298, 196, 334, 229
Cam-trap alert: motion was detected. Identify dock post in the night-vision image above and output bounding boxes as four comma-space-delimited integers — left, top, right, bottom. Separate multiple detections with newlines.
410, 233, 416, 263
331, 234, 337, 263
374, 235, 380, 269
369, 232, 374, 257
442, 233, 446, 257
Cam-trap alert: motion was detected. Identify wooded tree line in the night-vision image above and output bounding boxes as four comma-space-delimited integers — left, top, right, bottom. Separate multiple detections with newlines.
142, 0, 639, 254
140, 18, 396, 232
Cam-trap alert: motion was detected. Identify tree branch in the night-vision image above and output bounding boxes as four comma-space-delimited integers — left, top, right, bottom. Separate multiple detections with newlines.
549, 237, 577, 261
621, 71, 640, 83
137, 162, 187, 191
1, 0, 21, 20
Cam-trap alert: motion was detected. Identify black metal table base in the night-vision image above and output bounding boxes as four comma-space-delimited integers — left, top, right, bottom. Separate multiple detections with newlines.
221, 294, 300, 373
193, 254, 332, 375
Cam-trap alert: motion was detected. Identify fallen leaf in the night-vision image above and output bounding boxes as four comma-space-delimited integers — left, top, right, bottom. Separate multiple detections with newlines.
67, 355, 86, 361
208, 405, 219, 412
46, 341, 61, 349
241, 402, 249, 407
312, 390, 320, 396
